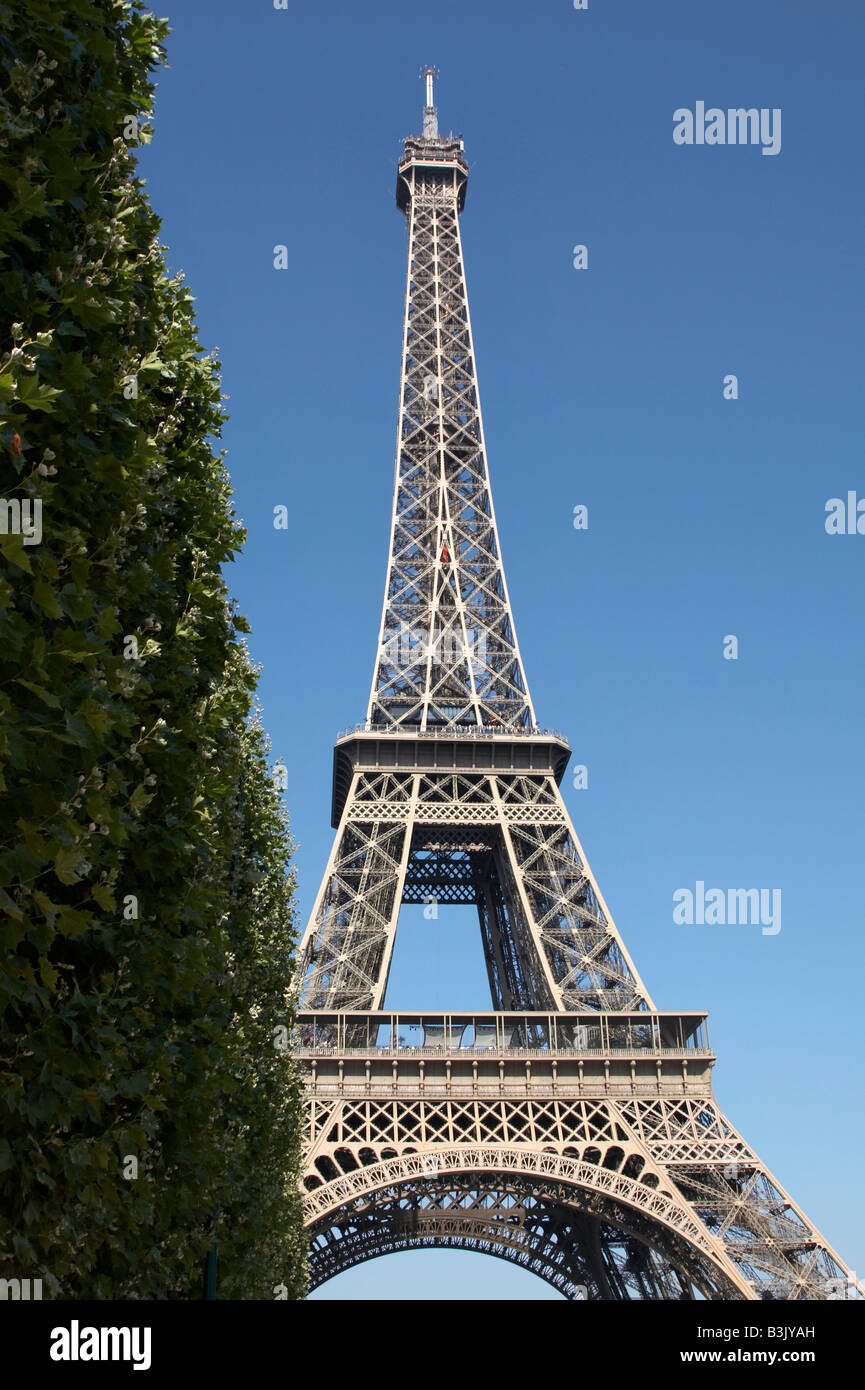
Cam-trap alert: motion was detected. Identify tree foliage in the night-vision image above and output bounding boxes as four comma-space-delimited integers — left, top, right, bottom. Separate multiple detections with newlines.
0, 0, 306, 1298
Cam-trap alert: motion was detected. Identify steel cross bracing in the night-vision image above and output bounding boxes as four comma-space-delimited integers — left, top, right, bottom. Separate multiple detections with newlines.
292, 76, 861, 1300
368, 122, 532, 734
299, 761, 649, 1014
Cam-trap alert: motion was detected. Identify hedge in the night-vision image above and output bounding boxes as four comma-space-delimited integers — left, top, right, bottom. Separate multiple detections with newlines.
0, 0, 306, 1299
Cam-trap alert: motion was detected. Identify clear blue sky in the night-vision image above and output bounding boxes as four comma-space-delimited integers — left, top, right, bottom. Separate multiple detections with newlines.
138, 0, 864, 1300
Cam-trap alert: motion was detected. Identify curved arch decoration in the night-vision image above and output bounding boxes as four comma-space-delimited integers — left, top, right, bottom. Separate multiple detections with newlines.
303, 1145, 754, 1299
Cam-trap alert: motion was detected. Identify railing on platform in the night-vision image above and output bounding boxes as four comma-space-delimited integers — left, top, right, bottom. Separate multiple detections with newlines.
293, 1010, 710, 1056
336, 723, 570, 743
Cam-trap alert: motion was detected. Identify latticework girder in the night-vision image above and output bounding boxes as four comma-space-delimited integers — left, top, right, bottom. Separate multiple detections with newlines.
368, 125, 533, 733
296, 1052, 860, 1302
298, 768, 650, 1014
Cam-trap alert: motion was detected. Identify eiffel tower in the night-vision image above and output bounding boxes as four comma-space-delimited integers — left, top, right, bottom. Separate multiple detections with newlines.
293, 72, 860, 1301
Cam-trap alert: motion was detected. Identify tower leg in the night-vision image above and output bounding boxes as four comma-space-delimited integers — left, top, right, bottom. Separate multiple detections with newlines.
298, 771, 415, 1011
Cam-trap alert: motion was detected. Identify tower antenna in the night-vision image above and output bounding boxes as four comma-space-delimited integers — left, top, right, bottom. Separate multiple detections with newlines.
421, 65, 439, 139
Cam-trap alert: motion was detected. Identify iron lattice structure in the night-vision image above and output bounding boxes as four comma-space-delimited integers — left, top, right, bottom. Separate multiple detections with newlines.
293, 75, 860, 1301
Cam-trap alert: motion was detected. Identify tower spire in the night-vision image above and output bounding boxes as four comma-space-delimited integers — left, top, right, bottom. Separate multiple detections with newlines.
422, 65, 439, 139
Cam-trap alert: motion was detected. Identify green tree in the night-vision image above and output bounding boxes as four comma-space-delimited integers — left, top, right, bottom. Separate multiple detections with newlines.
0, 0, 306, 1298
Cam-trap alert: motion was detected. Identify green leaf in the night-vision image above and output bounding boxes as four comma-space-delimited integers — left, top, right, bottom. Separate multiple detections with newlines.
32, 889, 59, 921
33, 582, 64, 619
129, 784, 154, 815
15, 375, 62, 411
38, 956, 58, 990
15, 679, 61, 709
0, 886, 24, 920
0, 535, 33, 573
53, 844, 82, 885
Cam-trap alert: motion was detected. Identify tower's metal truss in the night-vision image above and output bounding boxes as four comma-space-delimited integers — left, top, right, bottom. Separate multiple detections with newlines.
299, 765, 648, 1014
293, 74, 861, 1300
368, 103, 532, 734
